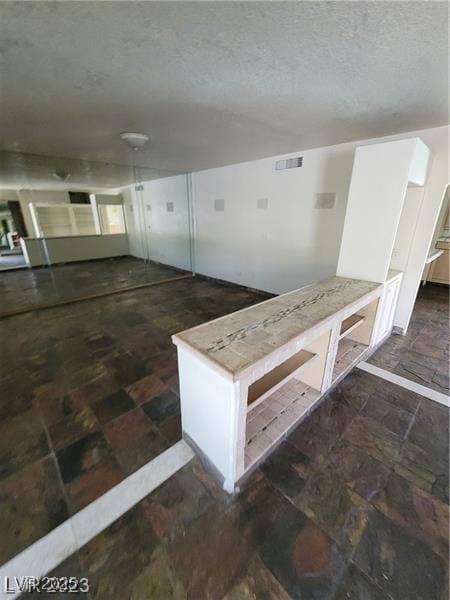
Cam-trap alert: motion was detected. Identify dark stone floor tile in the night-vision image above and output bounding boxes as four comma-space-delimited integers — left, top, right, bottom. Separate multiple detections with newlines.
125, 373, 167, 404
90, 389, 135, 424
288, 394, 357, 461
353, 509, 446, 600
57, 431, 112, 484
48, 406, 99, 451
259, 501, 347, 600
78, 505, 176, 599
260, 441, 312, 501
103, 350, 148, 388
113, 428, 169, 475
361, 395, 414, 438
158, 413, 182, 444
410, 335, 447, 360
317, 438, 391, 502
407, 398, 449, 459
70, 373, 119, 406
431, 369, 450, 393
394, 351, 441, 386
142, 391, 180, 424
333, 369, 379, 411
37, 391, 87, 428
0, 372, 34, 421
28, 555, 91, 599
342, 415, 403, 467
369, 348, 400, 370
103, 407, 154, 447
394, 440, 449, 504
0, 409, 50, 480
65, 456, 124, 513
368, 381, 422, 414
0, 457, 68, 564
379, 332, 414, 355
334, 563, 386, 600
142, 465, 213, 539
373, 471, 449, 560
167, 476, 279, 599
223, 555, 293, 600
167, 501, 253, 599
294, 468, 370, 558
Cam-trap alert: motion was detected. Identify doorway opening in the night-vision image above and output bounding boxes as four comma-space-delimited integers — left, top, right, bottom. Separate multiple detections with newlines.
0, 201, 28, 271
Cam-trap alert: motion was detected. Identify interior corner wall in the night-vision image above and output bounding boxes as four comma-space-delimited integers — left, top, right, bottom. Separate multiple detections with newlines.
190, 125, 449, 296
122, 174, 191, 271
122, 186, 145, 259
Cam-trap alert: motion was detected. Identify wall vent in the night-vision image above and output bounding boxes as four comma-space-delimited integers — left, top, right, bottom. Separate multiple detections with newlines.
275, 157, 303, 171
166, 202, 174, 213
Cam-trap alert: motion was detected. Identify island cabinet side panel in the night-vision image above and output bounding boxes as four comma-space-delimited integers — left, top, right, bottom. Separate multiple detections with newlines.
176, 347, 239, 486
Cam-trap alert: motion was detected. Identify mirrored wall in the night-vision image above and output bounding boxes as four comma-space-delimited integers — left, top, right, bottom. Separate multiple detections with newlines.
0, 151, 194, 315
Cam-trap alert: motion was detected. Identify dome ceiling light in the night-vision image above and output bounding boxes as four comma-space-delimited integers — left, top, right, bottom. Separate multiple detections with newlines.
120, 132, 150, 151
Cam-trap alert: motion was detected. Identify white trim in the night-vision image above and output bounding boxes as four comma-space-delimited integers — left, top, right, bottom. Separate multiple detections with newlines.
0, 440, 194, 599
357, 361, 450, 407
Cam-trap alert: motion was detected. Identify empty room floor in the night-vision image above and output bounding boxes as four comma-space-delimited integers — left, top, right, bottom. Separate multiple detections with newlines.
368, 283, 449, 395
0, 256, 189, 316
0, 273, 448, 599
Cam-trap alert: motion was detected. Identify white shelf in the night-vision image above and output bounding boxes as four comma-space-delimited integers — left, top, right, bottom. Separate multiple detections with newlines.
339, 314, 365, 339
245, 377, 320, 469
333, 338, 368, 382
247, 349, 316, 411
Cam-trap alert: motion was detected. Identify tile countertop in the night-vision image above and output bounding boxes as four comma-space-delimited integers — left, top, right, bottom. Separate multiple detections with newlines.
172, 276, 380, 378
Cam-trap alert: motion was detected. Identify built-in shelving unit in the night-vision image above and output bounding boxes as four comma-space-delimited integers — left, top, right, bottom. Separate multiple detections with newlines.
173, 276, 398, 494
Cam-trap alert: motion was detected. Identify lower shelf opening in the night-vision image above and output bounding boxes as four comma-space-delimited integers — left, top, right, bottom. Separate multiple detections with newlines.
245, 377, 320, 469
332, 338, 368, 381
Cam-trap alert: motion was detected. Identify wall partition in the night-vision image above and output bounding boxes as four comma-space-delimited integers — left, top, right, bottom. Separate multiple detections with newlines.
123, 172, 193, 274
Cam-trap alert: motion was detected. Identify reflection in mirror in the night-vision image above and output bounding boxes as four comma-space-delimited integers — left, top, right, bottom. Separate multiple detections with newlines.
0, 151, 193, 316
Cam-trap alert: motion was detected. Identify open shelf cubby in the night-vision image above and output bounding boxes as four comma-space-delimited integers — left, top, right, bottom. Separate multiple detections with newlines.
333, 297, 379, 383
244, 329, 331, 469
339, 314, 365, 339
245, 378, 320, 468
247, 348, 316, 409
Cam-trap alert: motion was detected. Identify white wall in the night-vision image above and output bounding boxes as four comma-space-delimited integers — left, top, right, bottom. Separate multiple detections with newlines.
123, 174, 191, 271
191, 125, 448, 295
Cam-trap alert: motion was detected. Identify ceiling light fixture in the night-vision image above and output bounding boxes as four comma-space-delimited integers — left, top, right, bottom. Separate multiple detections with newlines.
120, 132, 150, 150
53, 171, 70, 181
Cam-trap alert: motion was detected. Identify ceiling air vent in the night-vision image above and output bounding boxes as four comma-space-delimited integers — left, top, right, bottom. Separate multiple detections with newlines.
275, 157, 303, 171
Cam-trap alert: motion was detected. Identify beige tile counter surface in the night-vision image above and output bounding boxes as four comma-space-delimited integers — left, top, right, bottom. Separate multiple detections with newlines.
173, 276, 379, 377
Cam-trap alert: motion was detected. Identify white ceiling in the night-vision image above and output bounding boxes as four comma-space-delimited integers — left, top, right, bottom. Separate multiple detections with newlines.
0, 1, 448, 187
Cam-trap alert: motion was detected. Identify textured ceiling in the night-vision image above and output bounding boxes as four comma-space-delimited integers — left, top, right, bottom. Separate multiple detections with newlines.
0, 1, 448, 187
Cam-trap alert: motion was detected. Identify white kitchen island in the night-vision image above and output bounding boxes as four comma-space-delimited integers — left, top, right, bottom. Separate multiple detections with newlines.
172, 272, 401, 493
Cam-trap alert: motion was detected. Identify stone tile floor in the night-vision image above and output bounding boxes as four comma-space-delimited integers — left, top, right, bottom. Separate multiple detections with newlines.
0, 265, 448, 599
0, 256, 188, 315
368, 283, 449, 395
37, 373, 449, 600
0, 273, 272, 565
